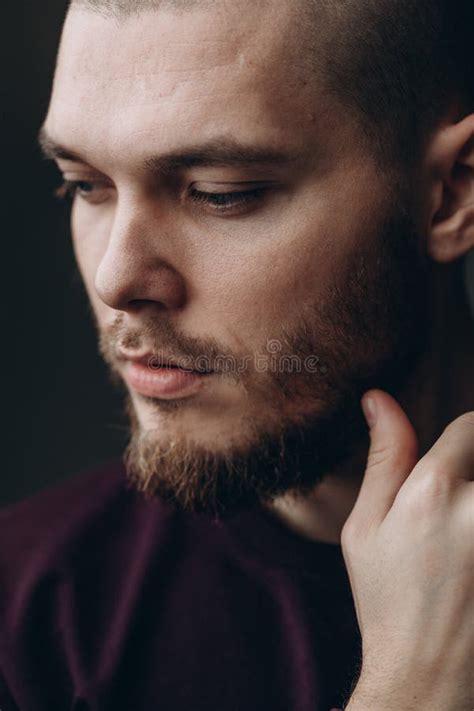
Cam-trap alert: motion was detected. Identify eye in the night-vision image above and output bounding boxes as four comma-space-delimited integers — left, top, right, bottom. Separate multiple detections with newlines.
188, 187, 268, 215
55, 180, 111, 205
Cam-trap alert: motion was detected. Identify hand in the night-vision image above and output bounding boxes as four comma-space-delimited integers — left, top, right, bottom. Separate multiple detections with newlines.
342, 390, 474, 711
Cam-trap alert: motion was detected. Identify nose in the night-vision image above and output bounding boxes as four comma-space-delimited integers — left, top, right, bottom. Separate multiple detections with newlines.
94, 199, 186, 313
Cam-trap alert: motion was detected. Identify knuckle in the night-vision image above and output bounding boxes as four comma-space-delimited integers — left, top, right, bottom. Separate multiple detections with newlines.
414, 450, 453, 482
366, 442, 400, 470
366, 445, 390, 470
340, 520, 357, 551
445, 411, 474, 433
341, 517, 366, 551
417, 457, 450, 483
402, 462, 454, 512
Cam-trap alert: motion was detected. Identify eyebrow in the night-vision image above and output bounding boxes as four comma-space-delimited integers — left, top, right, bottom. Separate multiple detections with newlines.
38, 126, 297, 174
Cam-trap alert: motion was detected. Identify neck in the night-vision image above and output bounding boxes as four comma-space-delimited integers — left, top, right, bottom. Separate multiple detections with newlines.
269, 258, 474, 544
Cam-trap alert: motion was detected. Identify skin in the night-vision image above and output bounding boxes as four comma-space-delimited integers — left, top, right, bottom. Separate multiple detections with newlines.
43, 1, 473, 513
344, 390, 474, 710
42, 2, 474, 707
273, 262, 474, 544
43, 2, 427, 509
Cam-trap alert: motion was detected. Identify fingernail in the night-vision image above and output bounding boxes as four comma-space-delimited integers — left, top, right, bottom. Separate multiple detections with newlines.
362, 394, 377, 427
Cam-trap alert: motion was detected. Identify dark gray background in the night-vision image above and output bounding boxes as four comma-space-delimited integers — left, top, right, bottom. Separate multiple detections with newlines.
3, 2, 127, 506
2, 3, 473, 506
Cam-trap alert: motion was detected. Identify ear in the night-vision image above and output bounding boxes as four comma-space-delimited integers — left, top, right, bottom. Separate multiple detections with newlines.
427, 113, 474, 263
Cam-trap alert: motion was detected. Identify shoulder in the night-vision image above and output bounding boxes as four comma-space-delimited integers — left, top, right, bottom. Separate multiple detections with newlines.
0, 463, 179, 643
0, 461, 225, 621
0, 460, 154, 633
0, 461, 203, 702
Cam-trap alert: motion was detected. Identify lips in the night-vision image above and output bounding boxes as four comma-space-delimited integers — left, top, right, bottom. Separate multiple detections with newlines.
146, 355, 210, 374
123, 356, 212, 400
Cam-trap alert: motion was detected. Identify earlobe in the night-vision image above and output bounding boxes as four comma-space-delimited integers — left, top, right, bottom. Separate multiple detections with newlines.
430, 206, 474, 263
427, 114, 474, 264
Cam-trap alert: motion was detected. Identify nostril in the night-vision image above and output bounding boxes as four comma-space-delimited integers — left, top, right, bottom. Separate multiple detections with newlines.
95, 253, 187, 311
128, 298, 168, 311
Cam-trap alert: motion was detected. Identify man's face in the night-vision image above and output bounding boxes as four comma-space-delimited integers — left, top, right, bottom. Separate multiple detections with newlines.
44, 2, 429, 514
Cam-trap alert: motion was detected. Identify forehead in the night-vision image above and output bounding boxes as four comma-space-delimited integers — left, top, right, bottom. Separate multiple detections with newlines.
45, 4, 329, 167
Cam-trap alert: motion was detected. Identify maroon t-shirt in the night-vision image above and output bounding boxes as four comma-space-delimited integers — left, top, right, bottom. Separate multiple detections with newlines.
0, 461, 360, 710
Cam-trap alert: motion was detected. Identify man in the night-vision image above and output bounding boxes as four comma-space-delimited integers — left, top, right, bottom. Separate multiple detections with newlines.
1, 0, 473, 708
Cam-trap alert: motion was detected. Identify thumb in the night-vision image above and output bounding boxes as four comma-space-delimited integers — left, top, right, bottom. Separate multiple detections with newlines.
351, 389, 419, 527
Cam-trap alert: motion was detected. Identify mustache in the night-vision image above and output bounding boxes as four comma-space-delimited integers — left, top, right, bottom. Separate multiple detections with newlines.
96, 313, 337, 402
98, 315, 245, 379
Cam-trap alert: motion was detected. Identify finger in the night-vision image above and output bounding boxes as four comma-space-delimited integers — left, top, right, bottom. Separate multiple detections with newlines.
409, 411, 474, 484
351, 389, 419, 526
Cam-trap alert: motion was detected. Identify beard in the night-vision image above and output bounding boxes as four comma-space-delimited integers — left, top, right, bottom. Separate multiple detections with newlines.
98, 195, 432, 518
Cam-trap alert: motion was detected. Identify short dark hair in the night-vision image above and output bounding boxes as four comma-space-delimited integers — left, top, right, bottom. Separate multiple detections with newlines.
307, 0, 474, 167
70, 0, 474, 168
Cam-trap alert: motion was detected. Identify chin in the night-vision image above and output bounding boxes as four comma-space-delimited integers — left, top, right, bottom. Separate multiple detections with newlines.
128, 392, 261, 455
123, 388, 369, 518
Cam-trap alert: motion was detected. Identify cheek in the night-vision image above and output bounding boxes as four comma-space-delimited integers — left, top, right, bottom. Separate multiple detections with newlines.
69, 173, 380, 350
189, 221, 338, 347
188, 178, 385, 349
